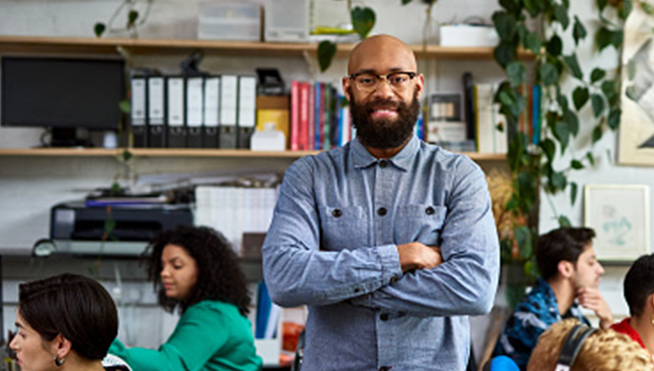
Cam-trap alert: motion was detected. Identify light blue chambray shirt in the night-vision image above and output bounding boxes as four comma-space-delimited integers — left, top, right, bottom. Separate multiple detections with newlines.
262, 135, 500, 371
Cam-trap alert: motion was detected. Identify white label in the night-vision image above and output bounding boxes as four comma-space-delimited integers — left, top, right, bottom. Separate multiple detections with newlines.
167, 78, 184, 127
204, 77, 220, 127
186, 77, 204, 128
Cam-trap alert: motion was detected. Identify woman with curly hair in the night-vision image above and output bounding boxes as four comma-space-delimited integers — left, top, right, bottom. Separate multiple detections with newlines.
108, 226, 262, 371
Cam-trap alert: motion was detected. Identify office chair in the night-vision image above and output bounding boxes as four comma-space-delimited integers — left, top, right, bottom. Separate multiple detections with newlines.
482, 355, 520, 371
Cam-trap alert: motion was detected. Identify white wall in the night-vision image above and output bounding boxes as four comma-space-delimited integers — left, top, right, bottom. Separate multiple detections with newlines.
536, 2, 654, 319
0, 0, 504, 360
1, 0, 648, 362
0, 0, 504, 250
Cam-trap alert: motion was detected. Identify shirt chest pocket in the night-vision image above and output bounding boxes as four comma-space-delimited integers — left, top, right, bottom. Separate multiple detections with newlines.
395, 204, 447, 246
319, 205, 366, 251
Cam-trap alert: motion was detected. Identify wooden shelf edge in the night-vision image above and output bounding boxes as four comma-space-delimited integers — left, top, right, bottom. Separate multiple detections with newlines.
0, 148, 317, 158
0, 147, 507, 161
463, 152, 507, 161
0, 35, 531, 60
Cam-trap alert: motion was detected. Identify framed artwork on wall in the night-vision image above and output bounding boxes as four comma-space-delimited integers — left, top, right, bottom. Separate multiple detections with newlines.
618, 5, 654, 165
584, 184, 651, 261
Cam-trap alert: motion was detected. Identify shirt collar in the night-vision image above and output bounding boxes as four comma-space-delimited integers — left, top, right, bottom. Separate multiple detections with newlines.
612, 317, 648, 350
351, 135, 420, 171
535, 278, 585, 321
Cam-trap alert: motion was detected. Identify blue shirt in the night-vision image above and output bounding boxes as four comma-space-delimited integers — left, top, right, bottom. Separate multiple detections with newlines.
262, 136, 500, 371
493, 278, 591, 370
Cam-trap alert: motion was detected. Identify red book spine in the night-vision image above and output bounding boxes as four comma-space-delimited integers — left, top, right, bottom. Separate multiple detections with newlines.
290, 80, 300, 151
307, 82, 315, 151
298, 82, 309, 150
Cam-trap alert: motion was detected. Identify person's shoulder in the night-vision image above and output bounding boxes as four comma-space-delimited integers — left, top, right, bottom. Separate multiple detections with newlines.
286, 144, 350, 175
298, 143, 349, 163
188, 300, 241, 317
102, 354, 132, 371
518, 283, 550, 308
419, 141, 479, 170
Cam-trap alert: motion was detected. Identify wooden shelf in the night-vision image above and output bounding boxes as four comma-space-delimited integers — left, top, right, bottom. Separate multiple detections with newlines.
0, 35, 531, 60
0, 148, 316, 158
0, 147, 506, 161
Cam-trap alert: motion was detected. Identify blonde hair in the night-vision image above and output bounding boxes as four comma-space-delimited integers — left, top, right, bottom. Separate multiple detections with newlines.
527, 319, 653, 371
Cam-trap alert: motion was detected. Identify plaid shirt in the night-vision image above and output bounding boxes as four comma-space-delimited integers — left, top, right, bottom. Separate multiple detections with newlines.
493, 278, 590, 370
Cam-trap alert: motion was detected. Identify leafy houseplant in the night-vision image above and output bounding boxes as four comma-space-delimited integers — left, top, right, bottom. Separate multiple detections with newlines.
492, 0, 630, 306
317, 0, 439, 72
94, 0, 153, 38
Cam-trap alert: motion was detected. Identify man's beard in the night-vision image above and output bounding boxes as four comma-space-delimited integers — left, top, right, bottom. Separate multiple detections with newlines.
349, 88, 421, 150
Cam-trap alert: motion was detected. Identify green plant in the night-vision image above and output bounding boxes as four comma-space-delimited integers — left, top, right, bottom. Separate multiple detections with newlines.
94, 0, 153, 38
317, 3, 376, 72
317, 0, 438, 72
492, 0, 630, 305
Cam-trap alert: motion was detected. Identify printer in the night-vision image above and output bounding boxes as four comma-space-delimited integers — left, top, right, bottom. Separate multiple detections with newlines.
50, 201, 193, 256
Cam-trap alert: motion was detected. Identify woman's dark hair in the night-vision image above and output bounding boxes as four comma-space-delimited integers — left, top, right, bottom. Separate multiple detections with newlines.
624, 253, 654, 317
146, 225, 252, 316
536, 227, 596, 280
18, 273, 118, 360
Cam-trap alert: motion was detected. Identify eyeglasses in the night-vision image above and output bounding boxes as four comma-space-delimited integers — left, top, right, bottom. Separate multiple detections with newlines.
348, 71, 417, 92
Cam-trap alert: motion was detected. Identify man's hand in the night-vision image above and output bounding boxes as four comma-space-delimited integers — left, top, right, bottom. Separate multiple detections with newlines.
576, 287, 613, 329
397, 242, 442, 273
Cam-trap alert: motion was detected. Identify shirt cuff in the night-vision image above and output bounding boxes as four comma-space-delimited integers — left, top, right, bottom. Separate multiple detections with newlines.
349, 245, 402, 308
377, 244, 402, 284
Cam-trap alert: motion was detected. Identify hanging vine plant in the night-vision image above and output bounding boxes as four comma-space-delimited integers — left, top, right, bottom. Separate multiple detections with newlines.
492, 0, 631, 305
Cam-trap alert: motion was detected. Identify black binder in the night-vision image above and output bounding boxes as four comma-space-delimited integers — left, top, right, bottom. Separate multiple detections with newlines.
147, 76, 166, 148
237, 76, 257, 149
219, 75, 238, 149
203, 76, 221, 148
130, 75, 148, 147
166, 76, 186, 148
186, 76, 204, 148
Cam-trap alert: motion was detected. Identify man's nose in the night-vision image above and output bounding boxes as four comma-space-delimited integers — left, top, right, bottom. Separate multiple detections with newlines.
372, 77, 395, 99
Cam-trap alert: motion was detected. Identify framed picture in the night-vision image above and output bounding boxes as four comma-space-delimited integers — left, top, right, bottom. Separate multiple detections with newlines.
584, 184, 651, 261
618, 5, 654, 165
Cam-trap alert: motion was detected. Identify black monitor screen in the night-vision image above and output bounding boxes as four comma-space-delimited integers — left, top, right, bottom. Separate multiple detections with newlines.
1, 56, 125, 130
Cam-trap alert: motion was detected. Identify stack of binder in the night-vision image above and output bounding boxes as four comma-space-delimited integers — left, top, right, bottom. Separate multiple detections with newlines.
130, 73, 257, 149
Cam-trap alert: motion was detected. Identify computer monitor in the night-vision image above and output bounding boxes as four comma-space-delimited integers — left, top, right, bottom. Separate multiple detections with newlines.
1, 56, 126, 147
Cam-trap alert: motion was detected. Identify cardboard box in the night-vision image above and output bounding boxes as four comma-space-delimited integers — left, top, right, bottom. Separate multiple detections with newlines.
256, 96, 290, 149
440, 25, 499, 47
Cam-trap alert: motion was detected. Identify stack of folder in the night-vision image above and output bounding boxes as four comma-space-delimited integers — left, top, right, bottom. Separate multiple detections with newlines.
129, 73, 257, 149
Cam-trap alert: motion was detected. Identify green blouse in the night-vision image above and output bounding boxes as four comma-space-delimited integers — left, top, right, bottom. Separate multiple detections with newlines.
109, 300, 262, 371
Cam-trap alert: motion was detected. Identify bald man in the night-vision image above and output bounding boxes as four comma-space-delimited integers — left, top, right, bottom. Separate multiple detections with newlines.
262, 35, 499, 370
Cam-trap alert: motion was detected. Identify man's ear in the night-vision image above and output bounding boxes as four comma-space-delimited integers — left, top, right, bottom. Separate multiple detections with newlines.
558, 260, 574, 279
415, 73, 425, 100
342, 76, 352, 102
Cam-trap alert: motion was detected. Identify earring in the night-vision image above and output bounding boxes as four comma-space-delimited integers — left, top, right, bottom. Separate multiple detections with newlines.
54, 354, 66, 366
651, 314, 654, 326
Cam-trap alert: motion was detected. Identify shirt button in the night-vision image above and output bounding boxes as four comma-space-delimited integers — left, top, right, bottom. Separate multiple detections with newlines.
377, 207, 387, 216
425, 206, 435, 215
390, 276, 398, 284
379, 160, 388, 168
332, 209, 342, 218
380, 313, 389, 321
380, 366, 390, 371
